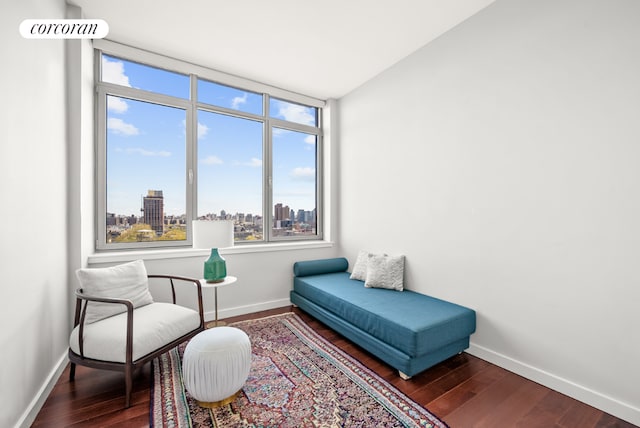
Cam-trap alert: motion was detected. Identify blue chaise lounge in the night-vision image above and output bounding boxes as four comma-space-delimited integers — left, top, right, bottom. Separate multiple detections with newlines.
290, 257, 476, 379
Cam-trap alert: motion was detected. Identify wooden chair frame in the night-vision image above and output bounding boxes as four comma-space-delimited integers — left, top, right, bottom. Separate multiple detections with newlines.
68, 274, 205, 407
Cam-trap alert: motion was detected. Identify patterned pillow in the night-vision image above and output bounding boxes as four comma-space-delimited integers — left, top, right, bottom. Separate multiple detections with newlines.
349, 250, 375, 281
75, 259, 154, 324
364, 254, 405, 291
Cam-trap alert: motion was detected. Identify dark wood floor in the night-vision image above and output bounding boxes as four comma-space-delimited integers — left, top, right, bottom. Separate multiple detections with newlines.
33, 306, 636, 428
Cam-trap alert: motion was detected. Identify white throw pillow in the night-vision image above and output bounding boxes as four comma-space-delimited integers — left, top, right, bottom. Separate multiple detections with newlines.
364, 254, 405, 291
75, 259, 154, 324
349, 250, 374, 281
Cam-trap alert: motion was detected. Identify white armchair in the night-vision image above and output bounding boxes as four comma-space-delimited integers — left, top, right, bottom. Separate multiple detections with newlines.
68, 260, 205, 407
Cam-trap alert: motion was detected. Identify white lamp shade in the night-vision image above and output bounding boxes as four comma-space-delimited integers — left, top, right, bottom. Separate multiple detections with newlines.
192, 220, 234, 249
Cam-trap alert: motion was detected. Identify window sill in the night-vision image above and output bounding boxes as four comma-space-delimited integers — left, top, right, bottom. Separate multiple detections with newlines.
87, 240, 334, 265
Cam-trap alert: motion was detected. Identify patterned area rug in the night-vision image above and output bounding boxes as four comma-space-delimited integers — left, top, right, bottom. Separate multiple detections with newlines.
151, 312, 447, 427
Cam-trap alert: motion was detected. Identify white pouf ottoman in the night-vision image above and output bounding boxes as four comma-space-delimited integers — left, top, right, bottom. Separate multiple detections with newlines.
182, 326, 252, 407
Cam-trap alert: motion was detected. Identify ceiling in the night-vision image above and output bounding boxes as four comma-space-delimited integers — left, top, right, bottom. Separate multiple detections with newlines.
68, 0, 496, 100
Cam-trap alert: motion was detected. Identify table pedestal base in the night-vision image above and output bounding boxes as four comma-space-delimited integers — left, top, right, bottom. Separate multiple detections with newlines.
206, 320, 227, 328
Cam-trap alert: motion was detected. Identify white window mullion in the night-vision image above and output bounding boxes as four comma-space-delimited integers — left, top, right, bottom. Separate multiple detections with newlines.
186, 74, 198, 242
95, 86, 108, 250
263, 95, 273, 243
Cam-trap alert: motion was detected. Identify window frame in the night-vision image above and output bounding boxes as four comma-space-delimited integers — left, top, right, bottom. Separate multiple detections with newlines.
266, 117, 323, 242
94, 40, 324, 250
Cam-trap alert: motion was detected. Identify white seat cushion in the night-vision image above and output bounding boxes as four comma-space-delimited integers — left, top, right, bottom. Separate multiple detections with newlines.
69, 302, 201, 363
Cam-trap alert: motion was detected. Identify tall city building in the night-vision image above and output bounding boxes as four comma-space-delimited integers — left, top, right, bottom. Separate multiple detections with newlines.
274, 203, 283, 221
106, 212, 116, 226
143, 190, 164, 236
274, 203, 290, 221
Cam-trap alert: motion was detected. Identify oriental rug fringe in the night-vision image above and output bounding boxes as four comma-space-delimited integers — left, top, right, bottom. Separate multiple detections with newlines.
151, 312, 447, 427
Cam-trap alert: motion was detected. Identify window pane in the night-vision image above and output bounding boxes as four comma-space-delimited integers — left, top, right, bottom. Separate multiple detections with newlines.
198, 79, 263, 115
270, 98, 317, 127
101, 54, 190, 99
106, 96, 186, 243
197, 111, 263, 241
272, 128, 317, 238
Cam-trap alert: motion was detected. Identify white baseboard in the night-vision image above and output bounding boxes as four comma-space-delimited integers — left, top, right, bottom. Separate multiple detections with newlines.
207, 298, 291, 322
16, 351, 68, 428
467, 342, 640, 427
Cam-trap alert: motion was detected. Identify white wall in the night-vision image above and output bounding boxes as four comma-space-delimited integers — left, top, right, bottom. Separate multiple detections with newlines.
66, 4, 95, 319
0, 0, 70, 427
338, 0, 640, 424
88, 246, 338, 320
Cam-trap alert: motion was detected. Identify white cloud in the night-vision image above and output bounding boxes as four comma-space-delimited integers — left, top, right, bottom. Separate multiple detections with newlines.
201, 155, 223, 165
274, 101, 315, 126
304, 135, 316, 145
231, 93, 248, 110
108, 118, 139, 136
107, 96, 128, 114
233, 157, 262, 167
245, 157, 262, 167
181, 120, 210, 139
102, 57, 131, 87
290, 167, 316, 181
116, 147, 171, 157
198, 122, 209, 139
272, 128, 289, 137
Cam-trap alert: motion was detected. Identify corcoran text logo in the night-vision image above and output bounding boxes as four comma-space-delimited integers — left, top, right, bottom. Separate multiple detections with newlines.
20, 19, 109, 39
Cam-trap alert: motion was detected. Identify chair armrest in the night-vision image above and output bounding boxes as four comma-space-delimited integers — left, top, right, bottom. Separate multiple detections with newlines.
146, 275, 205, 329
73, 288, 134, 326
74, 288, 135, 308
73, 289, 135, 361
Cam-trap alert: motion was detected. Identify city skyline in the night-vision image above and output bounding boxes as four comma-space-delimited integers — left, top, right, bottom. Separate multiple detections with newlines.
107, 192, 316, 230
106, 197, 317, 243
107, 196, 315, 222
107, 207, 271, 222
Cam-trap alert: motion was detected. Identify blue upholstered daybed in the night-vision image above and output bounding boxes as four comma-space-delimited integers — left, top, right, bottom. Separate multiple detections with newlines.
290, 257, 476, 379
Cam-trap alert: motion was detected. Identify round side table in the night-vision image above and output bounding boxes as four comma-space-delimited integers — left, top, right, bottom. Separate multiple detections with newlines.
199, 276, 237, 328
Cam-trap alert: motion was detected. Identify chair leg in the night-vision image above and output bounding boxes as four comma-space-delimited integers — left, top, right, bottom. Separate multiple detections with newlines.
125, 366, 132, 408
69, 362, 76, 381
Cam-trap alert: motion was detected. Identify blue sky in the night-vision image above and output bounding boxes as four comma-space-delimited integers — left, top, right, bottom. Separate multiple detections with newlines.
104, 55, 317, 218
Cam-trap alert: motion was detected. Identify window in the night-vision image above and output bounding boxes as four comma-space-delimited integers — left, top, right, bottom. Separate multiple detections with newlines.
272, 129, 318, 238
197, 111, 264, 240
105, 96, 187, 244
198, 79, 263, 115
270, 98, 318, 126
102, 54, 190, 99
95, 45, 323, 250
